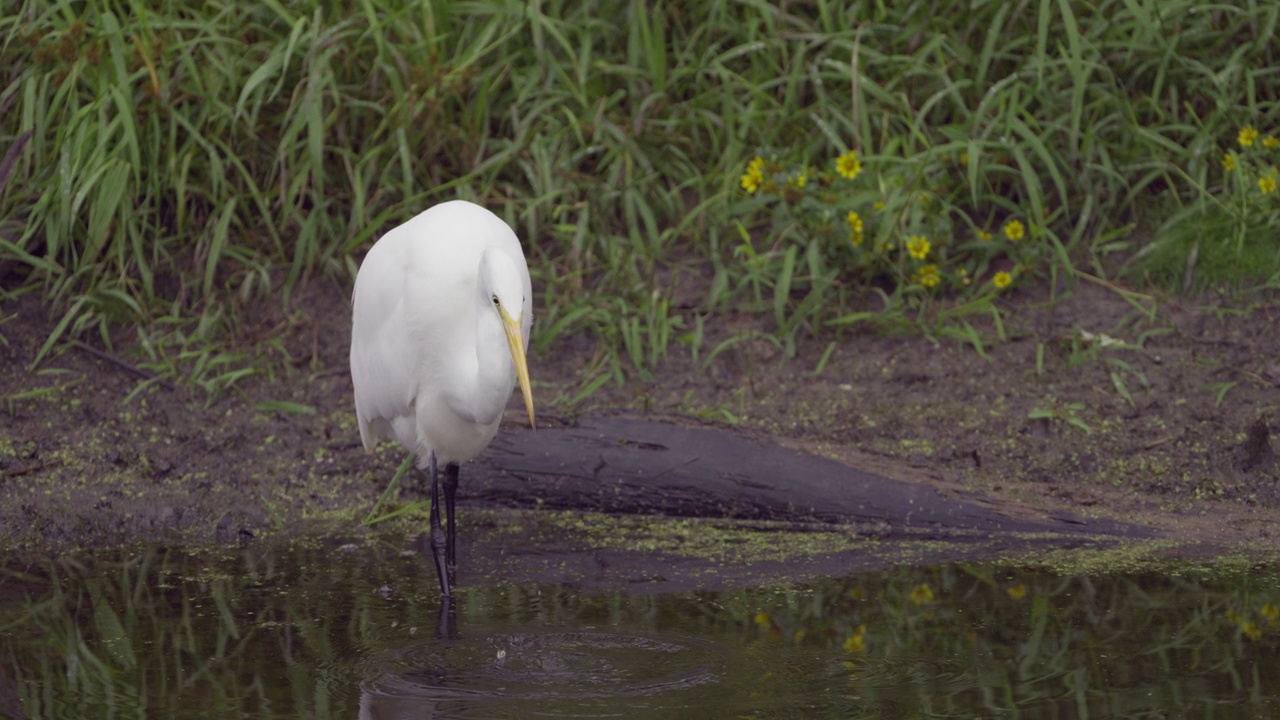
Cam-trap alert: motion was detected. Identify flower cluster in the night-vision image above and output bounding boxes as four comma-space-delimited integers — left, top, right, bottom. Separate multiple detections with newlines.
1225, 124, 1280, 197
737, 148, 1037, 300
847, 211, 863, 245
741, 156, 765, 193
1224, 603, 1278, 641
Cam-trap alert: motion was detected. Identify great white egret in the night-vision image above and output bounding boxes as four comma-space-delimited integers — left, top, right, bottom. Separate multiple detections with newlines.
350, 200, 535, 597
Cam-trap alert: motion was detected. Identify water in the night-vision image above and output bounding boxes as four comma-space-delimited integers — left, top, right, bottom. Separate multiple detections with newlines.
0, 539, 1276, 719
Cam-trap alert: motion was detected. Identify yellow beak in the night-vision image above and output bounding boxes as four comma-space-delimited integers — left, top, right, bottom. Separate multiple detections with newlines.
500, 308, 535, 429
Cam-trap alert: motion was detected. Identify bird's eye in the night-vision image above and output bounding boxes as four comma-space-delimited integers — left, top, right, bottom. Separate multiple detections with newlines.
491, 294, 499, 306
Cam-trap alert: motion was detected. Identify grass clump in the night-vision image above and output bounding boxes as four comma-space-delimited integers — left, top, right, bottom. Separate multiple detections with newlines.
1136, 123, 1280, 292
2, 0, 1280, 398
732, 1, 1280, 347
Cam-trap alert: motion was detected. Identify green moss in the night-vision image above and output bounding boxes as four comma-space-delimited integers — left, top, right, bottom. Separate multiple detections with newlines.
1004, 539, 1280, 577
897, 438, 936, 456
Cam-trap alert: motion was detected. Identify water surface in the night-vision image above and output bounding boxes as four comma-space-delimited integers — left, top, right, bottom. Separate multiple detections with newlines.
0, 539, 1275, 718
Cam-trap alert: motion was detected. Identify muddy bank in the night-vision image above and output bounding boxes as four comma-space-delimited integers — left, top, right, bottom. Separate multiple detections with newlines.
1, 282, 1279, 570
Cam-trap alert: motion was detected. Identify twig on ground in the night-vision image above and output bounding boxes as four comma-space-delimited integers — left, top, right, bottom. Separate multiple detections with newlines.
73, 341, 177, 391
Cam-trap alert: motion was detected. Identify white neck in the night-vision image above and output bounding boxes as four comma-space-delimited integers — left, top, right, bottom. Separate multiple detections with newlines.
464, 300, 514, 427
449, 249, 516, 428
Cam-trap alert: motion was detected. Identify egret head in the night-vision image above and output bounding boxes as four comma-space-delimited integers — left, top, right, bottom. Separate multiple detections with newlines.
480, 249, 535, 429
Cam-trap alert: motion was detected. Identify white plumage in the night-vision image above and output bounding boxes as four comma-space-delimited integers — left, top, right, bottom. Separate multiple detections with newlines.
350, 199, 535, 596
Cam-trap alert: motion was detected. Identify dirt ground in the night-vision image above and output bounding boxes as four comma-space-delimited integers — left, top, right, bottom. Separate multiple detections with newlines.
1, 277, 1278, 565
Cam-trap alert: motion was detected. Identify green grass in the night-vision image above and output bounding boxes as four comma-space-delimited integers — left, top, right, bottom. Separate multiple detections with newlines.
2, 0, 1280, 399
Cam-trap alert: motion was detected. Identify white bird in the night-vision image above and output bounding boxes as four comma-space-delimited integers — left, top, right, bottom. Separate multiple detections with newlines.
350, 200, 535, 597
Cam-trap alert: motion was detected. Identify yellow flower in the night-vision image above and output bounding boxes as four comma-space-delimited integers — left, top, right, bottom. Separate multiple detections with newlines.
788, 171, 807, 188
873, 200, 885, 212
836, 150, 862, 180
1262, 603, 1279, 621
740, 156, 765, 193
918, 264, 940, 288
1007, 583, 1027, 600
1260, 175, 1277, 194
1004, 219, 1025, 241
910, 583, 934, 605
846, 211, 863, 234
754, 611, 771, 628
993, 271, 1012, 289
977, 230, 993, 242
1239, 126, 1259, 148
1223, 153, 1237, 172
1225, 609, 1243, 625
845, 212, 864, 248
1265, 135, 1279, 149
1243, 621, 1262, 641
843, 624, 867, 652
960, 151, 969, 166
906, 235, 930, 260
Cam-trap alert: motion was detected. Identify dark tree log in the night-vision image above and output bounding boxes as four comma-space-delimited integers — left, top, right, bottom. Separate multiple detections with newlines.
466, 416, 1154, 540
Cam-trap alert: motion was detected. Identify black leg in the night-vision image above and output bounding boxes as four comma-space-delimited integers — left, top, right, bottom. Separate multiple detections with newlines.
414, 533, 459, 635
436, 593, 457, 640
443, 462, 460, 586
426, 450, 451, 597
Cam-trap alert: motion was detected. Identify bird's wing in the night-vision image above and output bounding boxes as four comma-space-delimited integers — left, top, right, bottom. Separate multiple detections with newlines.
349, 235, 423, 453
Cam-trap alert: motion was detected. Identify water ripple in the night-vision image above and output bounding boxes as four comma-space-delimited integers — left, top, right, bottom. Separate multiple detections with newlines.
360, 629, 726, 716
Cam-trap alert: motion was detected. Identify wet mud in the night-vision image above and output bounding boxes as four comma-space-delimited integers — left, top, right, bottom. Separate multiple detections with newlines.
2, 281, 1278, 582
